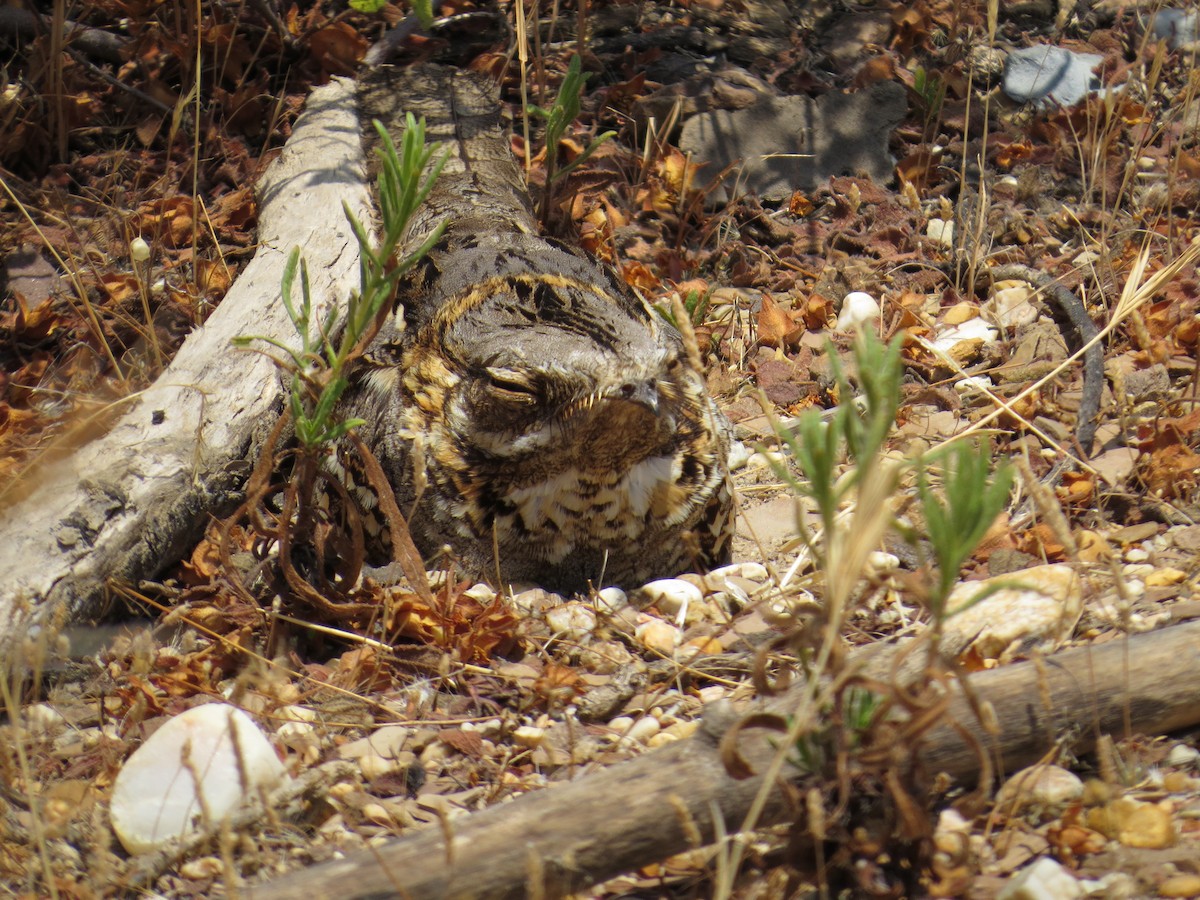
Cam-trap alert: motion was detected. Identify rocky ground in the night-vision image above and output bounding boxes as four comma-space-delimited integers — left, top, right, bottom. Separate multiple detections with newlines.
3, 0, 1200, 896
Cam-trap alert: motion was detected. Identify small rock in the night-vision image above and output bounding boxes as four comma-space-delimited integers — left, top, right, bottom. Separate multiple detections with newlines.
1160, 874, 1200, 898
995, 765, 1084, 817
1003, 45, 1105, 107
998, 857, 1083, 900
955, 375, 994, 396
746, 450, 785, 470
708, 561, 769, 581
727, 439, 753, 471
110, 704, 290, 855
680, 636, 724, 659
1089, 797, 1177, 849
866, 551, 900, 576
462, 583, 496, 602
608, 715, 634, 733
1165, 743, 1200, 768
625, 716, 661, 744
943, 564, 1082, 662
932, 316, 998, 357
1145, 567, 1186, 587
925, 218, 954, 248
359, 753, 401, 782
593, 586, 629, 613
276, 704, 317, 724
837, 291, 881, 332
635, 618, 682, 655
640, 579, 704, 620
989, 282, 1039, 328
511, 725, 547, 748
546, 602, 598, 640
179, 857, 223, 880
1148, 9, 1199, 50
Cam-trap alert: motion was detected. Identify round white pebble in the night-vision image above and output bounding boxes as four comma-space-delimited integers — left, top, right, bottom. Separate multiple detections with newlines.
110, 704, 289, 855
593, 586, 629, 613
837, 291, 881, 332
640, 579, 703, 617
545, 602, 598, 639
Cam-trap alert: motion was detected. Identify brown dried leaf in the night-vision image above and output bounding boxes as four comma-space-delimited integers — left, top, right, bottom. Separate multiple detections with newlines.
757, 294, 803, 349
439, 728, 486, 759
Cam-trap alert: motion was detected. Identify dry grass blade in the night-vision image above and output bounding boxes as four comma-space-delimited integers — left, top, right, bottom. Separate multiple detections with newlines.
949, 239, 1200, 453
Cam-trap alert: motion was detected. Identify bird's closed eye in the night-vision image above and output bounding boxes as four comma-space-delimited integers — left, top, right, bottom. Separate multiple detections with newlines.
484, 367, 539, 403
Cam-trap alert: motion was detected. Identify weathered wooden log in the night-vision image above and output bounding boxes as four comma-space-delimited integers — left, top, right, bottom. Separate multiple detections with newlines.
0, 78, 370, 649
248, 620, 1200, 900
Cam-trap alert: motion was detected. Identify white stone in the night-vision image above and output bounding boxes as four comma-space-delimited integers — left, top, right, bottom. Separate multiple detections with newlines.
997, 857, 1083, 900
837, 291, 881, 332
955, 375, 994, 396
1003, 46, 1105, 107
512, 725, 547, 748
593, 586, 628, 613
359, 753, 400, 781
943, 564, 1082, 662
110, 704, 290, 855
746, 450, 786, 470
727, 439, 753, 471
276, 704, 317, 724
989, 283, 1038, 328
995, 764, 1084, 815
545, 602, 598, 640
625, 716, 661, 744
708, 562, 769, 581
462, 583, 496, 602
925, 218, 954, 248
276, 719, 315, 744
640, 579, 704, 619
608, 716, 634, 733
1166, 743, 1200, 768
866, 551, 900, 576
932, 316, 998, 354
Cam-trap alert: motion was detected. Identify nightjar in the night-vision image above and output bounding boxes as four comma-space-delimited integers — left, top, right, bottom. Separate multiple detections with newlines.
340, 63, 733, 592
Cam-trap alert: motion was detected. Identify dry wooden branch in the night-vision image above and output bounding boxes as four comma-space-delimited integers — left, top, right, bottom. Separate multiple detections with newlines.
249, 620, 1200, 900
0, 78, 369, 650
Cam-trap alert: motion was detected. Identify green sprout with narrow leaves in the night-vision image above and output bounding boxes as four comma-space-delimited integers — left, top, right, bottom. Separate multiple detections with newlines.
236, 114, 447, 449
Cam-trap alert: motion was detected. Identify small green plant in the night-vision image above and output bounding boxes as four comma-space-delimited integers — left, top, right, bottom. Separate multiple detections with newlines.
236, 115, 447, 449
224, 114, 446, 615
913, 65, 947, 130
912, 439, 1014, 618
772, 331, 905, 557
723, 331, 1014, 891
771, 330, 1011, 618
350, 0, 431, 25
528, 54, 616, 219
789, 685, 883, 775
656, 287, 713, 329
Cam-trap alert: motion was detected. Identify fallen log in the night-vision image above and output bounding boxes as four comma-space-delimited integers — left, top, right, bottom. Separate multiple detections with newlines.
249, 619, 1200, 900
0, 78, 369, 648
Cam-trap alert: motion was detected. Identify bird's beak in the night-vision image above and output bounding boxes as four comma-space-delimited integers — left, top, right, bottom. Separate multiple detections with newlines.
610, 378, 660, 414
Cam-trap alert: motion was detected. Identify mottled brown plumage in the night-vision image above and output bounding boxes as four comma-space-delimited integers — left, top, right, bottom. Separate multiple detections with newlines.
340, 64, 732, 592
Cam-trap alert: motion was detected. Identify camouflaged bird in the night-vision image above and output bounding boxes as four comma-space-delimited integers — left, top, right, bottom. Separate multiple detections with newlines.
340, 63, 732, 592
